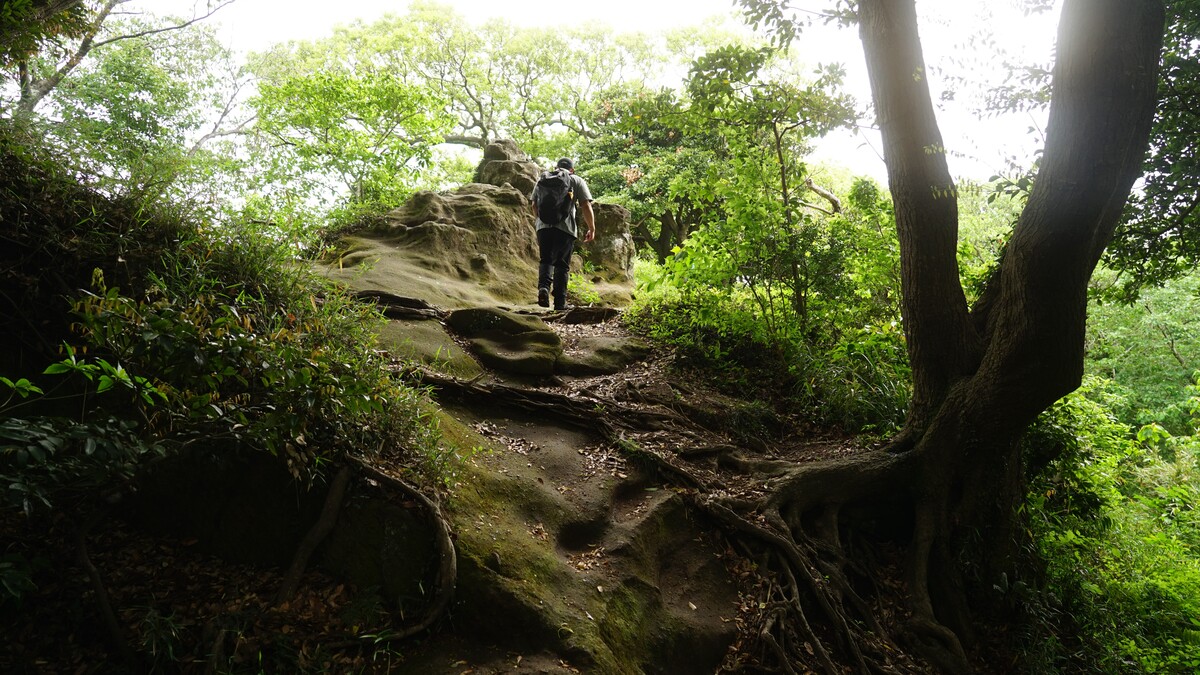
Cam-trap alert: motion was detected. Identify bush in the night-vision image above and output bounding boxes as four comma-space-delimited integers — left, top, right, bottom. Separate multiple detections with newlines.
1024, 377, 1200, 673
0, 123, 444, 515
624, 287, 909, 433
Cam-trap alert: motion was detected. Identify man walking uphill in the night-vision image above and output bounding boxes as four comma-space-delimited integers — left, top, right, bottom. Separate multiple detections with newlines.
531, 157, 595, 310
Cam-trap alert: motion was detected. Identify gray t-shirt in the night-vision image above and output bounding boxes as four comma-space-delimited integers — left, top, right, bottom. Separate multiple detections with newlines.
533, 172, 593, 239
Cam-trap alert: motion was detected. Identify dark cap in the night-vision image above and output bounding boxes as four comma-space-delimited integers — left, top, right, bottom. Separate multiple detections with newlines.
556, 157, 574, 170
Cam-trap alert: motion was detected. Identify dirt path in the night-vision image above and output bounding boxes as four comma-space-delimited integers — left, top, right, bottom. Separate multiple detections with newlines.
387, 306, 863, 673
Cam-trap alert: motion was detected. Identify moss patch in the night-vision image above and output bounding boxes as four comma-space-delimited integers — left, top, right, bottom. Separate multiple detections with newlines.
375, 319, 483, 379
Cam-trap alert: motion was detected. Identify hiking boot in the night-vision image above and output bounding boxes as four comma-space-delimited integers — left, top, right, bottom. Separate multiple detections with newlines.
553, 301, 570, 311
537, 287, 550, 307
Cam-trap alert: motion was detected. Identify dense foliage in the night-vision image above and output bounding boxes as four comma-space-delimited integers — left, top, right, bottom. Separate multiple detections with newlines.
0, 0, 89, 68
626, 169, 910, 432
0, 121, 443, 517
1106, 0, 1200, 298
1025, 378, 1200, 673
247, 67, 452, 230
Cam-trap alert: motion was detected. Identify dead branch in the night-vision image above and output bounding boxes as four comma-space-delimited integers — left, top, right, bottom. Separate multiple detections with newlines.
351, 457, 456, 641
804, 177, 842, 214
275, 465, 352, 605
798, 199, 838, 217
93, 0, 237, 49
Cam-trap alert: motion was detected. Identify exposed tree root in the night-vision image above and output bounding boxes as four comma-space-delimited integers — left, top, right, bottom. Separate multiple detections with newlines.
275, 465, 353, 605
349, 457, 457, 642
271, 453, 457, 648
408, 369, 978, 672
411, 367, 709, 489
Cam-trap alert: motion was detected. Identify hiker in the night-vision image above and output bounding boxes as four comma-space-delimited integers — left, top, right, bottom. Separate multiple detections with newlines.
531, 157, 595, 310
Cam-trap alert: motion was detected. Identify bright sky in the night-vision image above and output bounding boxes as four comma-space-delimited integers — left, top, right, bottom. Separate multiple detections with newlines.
138, 0, 1061, 182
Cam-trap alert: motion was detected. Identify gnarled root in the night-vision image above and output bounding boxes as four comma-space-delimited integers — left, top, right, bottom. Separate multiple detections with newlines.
700, 450, 976, 674
294, 457, 458, 648
275, 465, 353, 605
350, 457, 457, 641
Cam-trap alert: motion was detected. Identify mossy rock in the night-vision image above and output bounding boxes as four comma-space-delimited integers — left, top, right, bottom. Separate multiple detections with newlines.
446, 307, 551, 337
557, 336, 652, 376
449, 464, 624, 672
319, 489, 438, 613
376, 319, 483, 379
471, 330, 563, 376
445, 307, 564, 376
420, 408, 736, 673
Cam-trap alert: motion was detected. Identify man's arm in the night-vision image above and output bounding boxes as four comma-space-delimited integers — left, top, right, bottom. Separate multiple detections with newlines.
573, 175, 596, 242
579, 199, 595, 243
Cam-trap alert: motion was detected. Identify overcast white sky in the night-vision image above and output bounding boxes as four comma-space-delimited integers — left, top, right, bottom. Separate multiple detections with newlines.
136, 0, 1061, 181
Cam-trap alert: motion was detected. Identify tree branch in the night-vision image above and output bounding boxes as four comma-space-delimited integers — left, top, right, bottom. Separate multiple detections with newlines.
19, 0, 123, 113
859, 0, 982, 429
92, 0, 236, 49
804, 177, 841, 214
972, 0, 1165, 419
16, 0, 236, 114
442, 134, 487, 149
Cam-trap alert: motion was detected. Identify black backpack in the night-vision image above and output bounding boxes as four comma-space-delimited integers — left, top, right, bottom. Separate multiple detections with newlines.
535, 169, 575, 225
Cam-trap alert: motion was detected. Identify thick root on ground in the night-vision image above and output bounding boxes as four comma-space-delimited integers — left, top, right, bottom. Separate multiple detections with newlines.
409, 369, 977, 674
350, 458, 457, 642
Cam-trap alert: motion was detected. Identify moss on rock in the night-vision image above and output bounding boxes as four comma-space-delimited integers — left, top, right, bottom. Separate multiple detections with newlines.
376, 319, 483, 379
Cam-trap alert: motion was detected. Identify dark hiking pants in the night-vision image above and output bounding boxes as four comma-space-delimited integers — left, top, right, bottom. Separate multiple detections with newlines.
537, 227, 576, 307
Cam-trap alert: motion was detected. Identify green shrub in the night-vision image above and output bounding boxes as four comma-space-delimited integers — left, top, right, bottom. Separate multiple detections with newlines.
624, 288, 909, 433
0, 124, 444, 515
1025, 377, 1200, 673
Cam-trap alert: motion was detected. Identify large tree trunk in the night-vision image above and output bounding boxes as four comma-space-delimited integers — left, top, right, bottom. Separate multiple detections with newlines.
855, 0, 1164, 668
859, 0, 980, 439
707, 2, 1164, 672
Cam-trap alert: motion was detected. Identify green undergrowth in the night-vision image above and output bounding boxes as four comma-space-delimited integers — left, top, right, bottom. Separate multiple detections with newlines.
1022, 376, 1200, 673
0, 122, 443, 519
624, 260, 909, 434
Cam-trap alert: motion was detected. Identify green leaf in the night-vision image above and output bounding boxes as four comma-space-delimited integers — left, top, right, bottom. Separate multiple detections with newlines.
42, 362, 73, 375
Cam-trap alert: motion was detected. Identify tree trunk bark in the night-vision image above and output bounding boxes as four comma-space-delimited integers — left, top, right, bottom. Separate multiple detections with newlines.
859, 0, 981, 438
657, 209, 681, 263
856, 0, 1164, 664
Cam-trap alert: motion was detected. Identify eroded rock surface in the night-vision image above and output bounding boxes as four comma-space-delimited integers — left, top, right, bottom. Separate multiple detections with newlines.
473, 139, 540, 198
301, 140, 748, 672
588, 203, 637, 284
322, 139, 636, 309
398, 407, 740, 674
442, 306, 652, 379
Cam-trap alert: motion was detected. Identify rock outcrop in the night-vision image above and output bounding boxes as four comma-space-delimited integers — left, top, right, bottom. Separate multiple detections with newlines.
444, 306, 650, 378
324, 139, 636, 309
587, 203, 637, 284
472, 139, 540, 198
